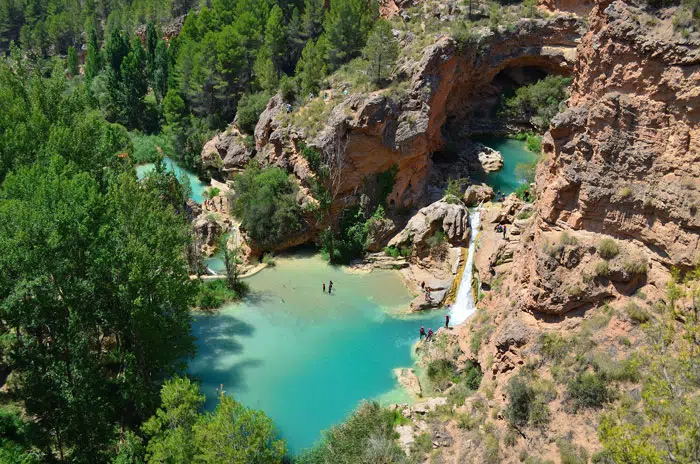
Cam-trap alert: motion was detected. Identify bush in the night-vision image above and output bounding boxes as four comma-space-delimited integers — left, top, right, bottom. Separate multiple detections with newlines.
206, 187, 220, 198
298, 402, 403, 464
427, 359, 458, 391
383, 245, 411, 258
236, 92, 270, 133
504, 376, 550, 428
445, 177, 468, 199
594, 261, 610, 277
410, 432, 433, 455
129, 132, 174, 163
567, 372, 612, 410
618, 186, 632, 198
598, 238, 619, 259
261, 253, 276, 267
622, 258, 648, 276
625, 301, 650, 324
501, 75, 572, 131
557, 439, 589, 464
194, 279, 245, 310
232, 164, 302, 248
539, 332, 568, 362
526, 134, 542, 154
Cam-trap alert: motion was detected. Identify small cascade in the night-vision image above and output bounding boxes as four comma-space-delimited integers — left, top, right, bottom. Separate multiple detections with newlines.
450, 209, 481, 325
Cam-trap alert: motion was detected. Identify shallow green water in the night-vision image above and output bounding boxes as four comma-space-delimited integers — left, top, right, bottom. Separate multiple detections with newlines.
189, 252, 444, 454
135, 157, 208, 203
473, 136, 537, 194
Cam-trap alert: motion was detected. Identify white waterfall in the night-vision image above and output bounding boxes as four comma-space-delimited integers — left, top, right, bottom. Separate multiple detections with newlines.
449, 209, 481, 325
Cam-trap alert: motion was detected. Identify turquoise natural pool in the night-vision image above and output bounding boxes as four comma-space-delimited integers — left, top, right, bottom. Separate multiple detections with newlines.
473, 136, 537, 194
189, 252, 444, 454
135, 157, 208, 203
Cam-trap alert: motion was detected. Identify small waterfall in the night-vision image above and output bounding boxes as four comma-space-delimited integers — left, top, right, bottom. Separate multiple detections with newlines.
450, 209, 481, 325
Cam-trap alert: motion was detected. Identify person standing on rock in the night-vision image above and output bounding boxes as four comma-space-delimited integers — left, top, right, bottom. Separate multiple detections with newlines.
427, 328, 434, 341
502, 224, 507, 240
420, 326, 426, 340
445, 314, 450, 329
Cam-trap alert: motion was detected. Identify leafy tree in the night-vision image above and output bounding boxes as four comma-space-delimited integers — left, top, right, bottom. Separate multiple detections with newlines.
295, 36, 328, 96
232, 163, 302, 248
363, 20, 399, 85
501, 75, 572, 131
66, 44, 78, 76
119, 40, 149, 128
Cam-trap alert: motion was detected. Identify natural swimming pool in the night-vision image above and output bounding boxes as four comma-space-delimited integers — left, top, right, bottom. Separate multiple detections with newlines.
188, 252, 444, 454
473, 136, 538, 194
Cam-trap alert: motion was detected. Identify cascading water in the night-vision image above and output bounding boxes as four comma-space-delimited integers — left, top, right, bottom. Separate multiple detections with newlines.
449, 208, 481, 325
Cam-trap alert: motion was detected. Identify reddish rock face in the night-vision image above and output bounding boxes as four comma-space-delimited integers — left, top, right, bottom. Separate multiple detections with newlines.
537, 0, 700, 269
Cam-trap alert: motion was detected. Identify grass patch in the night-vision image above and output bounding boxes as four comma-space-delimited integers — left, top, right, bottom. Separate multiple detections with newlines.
594, 261, 610, 278
625, 301, 650, 324
598, 238, 619, 259
622, 258, 648, 276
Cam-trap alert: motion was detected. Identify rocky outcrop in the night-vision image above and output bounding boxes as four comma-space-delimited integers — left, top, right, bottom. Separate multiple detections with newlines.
365, 215, 398, 252
202, 15, 583, 216
388, 200, 470, 257
394, 368, 423, 397
537, 0, 700, 270
464, 184, 494, 206
474, 144, 504, 172
201, 132, 253, 174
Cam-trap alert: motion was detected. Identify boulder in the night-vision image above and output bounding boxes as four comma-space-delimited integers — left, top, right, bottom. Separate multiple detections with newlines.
194, 215, 222, 252
475, 144, 504, 172
412, 397, 448, 415
388, 200, 470, 257
393, 368, 423, 397
463, 183, 494, 206
493, 316, 532, 353
365, 216, 398, 252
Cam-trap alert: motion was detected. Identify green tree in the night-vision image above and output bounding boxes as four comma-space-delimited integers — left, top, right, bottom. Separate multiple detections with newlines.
152, 39, 169, 102
363, 20, 399, 85
264, 4, 285, 72
143, 376, 204, 464
232, 163, 302, 249
323, 0, 376, 68
301, 0, 325, 40
66, 44, 79, 76
119, 40, 148, 128
295, 36, 328, 96
85, 28, 103, 80
194, 395, 286, 463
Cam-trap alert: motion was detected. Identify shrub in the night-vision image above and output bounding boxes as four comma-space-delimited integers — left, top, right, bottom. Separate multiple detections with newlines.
236, 92, 270, 134
194, 280, 245, 310
261, 253, 276, 267
622, 258, 648, 276
594, 261, 610, 277
504, 376, 550, 428
470, 330, 483, 354
279, 74, 297, 102
625, 301, 650, 324
526, 134, 542, 154
517, 209, 534, 220
560, 232, 578, 246
501, 75, 572, 131
410, 432, 433, 455
384, 245, 411, 258
484, 432, 500, 464
427, 359, 458, 391
539, 333, 568, 362
206, 187, 220, 198
426, 230, 447, 249
618, 186, 632, 198
567, 372, 612, 410
299, 401, 403, 464
445, 177, 468, 199
129, 132, 174, 163
557, 439, 589, 464
598, 238, 619, 259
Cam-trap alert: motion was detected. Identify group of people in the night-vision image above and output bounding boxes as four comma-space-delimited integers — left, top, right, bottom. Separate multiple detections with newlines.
495, 189, 507, 202
322, 280, 334, 294
419, 314, 451, 342
420, 281, 432, 302
496, 223, 507, 239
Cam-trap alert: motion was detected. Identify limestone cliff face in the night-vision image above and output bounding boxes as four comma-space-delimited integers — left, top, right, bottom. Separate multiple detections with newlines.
538, 0, 700, 268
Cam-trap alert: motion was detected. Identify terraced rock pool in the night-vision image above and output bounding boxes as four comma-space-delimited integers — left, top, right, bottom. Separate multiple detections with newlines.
188, 252, 444, 454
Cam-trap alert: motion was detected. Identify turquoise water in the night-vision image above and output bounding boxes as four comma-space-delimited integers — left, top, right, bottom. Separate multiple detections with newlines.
135, 157, 208, 204
472, 136, 537, 194
189, 252, 444, 454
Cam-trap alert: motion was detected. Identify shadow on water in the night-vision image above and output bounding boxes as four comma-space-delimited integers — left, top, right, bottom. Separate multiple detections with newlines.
193, 313, 255, 364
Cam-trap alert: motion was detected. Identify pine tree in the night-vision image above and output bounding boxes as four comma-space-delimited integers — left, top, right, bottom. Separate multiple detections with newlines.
153, 39, 169, 102
363, 20, 398, 85
85, 28, 102, 80
295, 36, 328, 96
264, 5, 285, 72
301, 0, 324, 40
324, 0, 376, 68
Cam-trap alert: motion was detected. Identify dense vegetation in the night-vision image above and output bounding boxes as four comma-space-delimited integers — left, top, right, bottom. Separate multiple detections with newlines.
501, 75, 572, 131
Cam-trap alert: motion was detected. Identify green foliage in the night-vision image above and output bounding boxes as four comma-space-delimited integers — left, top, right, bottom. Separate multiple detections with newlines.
376, 164, 398, 206
129, 131, 175, 163
300, 142, 322, 172
598, 238, 619, 259
567, 372, 612, 410
539, 332, 568, 362
526, 133, 542, 153
410, 432, 433, 456
504, 374, 552, 428
194, 279, 244, 310
232, 163, 302, 248
298, 401, 404, 464
237, 92, 271, 134
0, 159, 196, 461
384, 244, 411, 258
557, 439, 589, 464
144, 376, 285, 463
595, 260, 611, 278
66, 45, 78, 76
501, 75, 572, 131
427, 358, 458, 391
324, 0, 377, 68
206, 187, 221, 198
363, 20, 399, 85
625, 301, 650, 324
622, 258, 648, 276
445, 177, 468, 200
